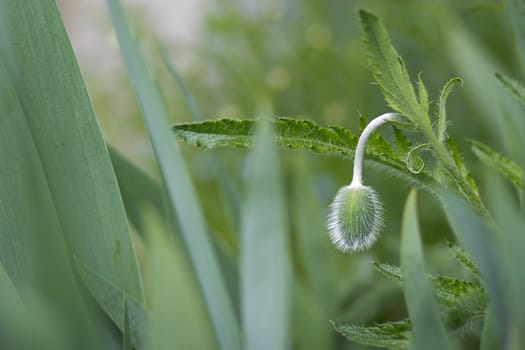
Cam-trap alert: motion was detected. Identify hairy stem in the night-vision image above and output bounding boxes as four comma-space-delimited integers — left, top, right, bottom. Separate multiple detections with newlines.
351, 113, 399, 187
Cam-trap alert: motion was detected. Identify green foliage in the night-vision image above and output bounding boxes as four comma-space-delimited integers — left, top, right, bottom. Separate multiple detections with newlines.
241, 122, 291, 350
358, 10, 423, 123
468, 139, 524, 189
332, 321, 411, 350
106, 0, 241, 348
437, 78, 463, 143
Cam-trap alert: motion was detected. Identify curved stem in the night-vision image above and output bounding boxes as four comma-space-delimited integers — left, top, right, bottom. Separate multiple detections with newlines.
350, 113, 399, 187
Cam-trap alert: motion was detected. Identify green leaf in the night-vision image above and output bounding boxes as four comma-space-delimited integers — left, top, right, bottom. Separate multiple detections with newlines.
373, 262, 402, 281
105, 1, 240, 348
406, 144, 429, 174
143, 212, 217, 350
441, 192, 508, 346
332, 320, 411, 350
417, 73, 430, 116
122, 301, 132, 350
504, 0, 525, 73
495, 73, 525, 106
173, 117, 409, 170
447, 138, 480, 203
108, 147, 165, 234
358, 10, 423, 122
0, 0, 143, 302
401, 190, 453, 350
437, 78, 462, 143
447, 242, 482, 279
393, 127, 412, 157
241, 122, 291, 350
75, 257, 148, 349
468, 139, 524, 188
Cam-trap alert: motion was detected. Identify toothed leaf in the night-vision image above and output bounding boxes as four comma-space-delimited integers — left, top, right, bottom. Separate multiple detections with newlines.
358, 10, 423, 122
468, 139, 524, 188
332, 320, 411, 350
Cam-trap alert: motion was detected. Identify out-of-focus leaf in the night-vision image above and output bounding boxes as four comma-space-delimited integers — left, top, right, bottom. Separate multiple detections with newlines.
437, 78, 462, 143
143, 212, 217, 350
468, 139, 524, 189
441, 192, 508, 347
505, 0, 525, 73
400, 190, 453, 350
108, 146, 165, 234
75, 258, 147, 349
447, 242, 482, 279
241, 122, 291, 350
123, 301, 132, 350
106, 0, 240, 348
495, 73, 525, 106
358, 10, 423, 122
0, 0, 144, 301
332, 320, 411, 350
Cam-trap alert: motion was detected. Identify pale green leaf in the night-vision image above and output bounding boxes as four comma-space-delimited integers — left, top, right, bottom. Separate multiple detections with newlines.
0, 0, 143, 303
143, 212, 217, 350
241, 122, 291, 350
437, 78, 462, 143
122, 301, 132, 350
505, 0, 525, 73
401, 190, 453, 350
333, 320, 411, 350
469, 139, 524, 188
406, 144, 429, 174
75, 257, 148, 349
106, 0, 240, 348
358, 10, 423, 122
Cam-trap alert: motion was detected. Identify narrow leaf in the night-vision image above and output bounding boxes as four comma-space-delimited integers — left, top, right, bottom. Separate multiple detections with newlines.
106, 1, 240, 348
495, 73, 525, 106
437, 78, 462, 143
417, 73, 430, 116
358, 10, 422, 122
122, 301, 132, 350
468, 139, 524, 188
333, 320, 411, 350
401, 190, 453, 350
241, 122, 291, 350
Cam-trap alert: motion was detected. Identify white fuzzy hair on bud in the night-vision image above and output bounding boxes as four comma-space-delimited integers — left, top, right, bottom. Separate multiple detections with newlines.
327, 184, 384, 252
327, 112, 397, 253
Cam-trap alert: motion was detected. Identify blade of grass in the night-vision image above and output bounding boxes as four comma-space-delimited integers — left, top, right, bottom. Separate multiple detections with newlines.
241, 121, 291, 350
0, 0, 144, 301
400, 190, 453, 350
105, 1, 240, 348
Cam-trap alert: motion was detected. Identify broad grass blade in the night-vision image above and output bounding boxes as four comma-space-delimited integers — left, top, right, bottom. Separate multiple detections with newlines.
401, 191, 453, 350
105, 1, 240, 348
241, 121, 291, 350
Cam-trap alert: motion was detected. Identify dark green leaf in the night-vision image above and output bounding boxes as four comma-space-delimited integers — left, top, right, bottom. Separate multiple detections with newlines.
333, 320, 410, 350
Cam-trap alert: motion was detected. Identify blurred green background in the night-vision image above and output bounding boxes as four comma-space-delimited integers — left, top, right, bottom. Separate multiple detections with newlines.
65, 0, 520, 349
6, 0, 521, 348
